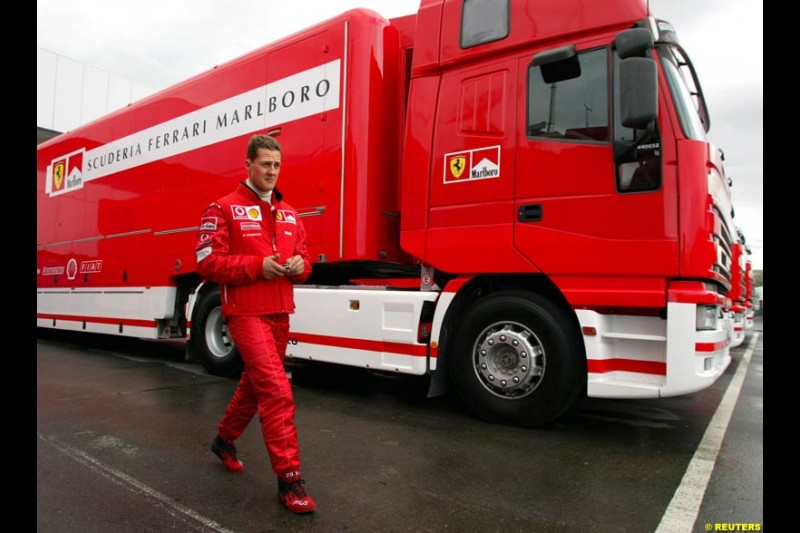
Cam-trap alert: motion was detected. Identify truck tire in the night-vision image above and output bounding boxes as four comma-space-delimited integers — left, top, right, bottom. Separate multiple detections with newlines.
191, 287, 243, 377
448, 291, 585, 428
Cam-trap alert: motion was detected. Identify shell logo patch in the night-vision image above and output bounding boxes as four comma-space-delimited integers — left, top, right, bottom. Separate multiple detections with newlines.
66, 258, 78, 280
232, 205, 262, 221
444, 146, 501, 184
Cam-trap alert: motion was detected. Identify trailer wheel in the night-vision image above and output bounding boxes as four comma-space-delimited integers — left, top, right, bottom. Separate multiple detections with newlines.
191, 287, 242, 377
448, 291, 585, 428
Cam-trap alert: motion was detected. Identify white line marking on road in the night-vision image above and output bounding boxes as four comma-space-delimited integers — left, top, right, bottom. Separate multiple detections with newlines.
655, 332, 760, 533
38, 433, 240, 533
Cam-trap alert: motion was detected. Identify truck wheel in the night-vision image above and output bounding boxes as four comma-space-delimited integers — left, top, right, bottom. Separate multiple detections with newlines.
191, 287, 243, 377
448, 291, 585, 428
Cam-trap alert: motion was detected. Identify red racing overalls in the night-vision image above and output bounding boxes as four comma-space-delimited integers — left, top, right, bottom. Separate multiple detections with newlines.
196, 181, 311, 477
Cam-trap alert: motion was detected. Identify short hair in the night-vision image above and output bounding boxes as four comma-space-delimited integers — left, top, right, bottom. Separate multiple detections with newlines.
247, 134, 282, 160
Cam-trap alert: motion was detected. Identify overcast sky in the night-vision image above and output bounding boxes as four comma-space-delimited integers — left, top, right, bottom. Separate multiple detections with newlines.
37, 0, 763, 269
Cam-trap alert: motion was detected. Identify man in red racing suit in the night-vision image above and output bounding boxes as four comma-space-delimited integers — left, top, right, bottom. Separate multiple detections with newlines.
195, 133, 316, 513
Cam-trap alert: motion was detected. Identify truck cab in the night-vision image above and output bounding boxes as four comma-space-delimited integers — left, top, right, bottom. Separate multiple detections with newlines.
399, 0, 734, 424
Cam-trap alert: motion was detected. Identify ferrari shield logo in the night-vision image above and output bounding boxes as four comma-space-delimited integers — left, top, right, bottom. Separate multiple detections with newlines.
443, 146, 501, 184
53, 161, 65, 191
47, 149, 85, 196
449, 156, 466, 179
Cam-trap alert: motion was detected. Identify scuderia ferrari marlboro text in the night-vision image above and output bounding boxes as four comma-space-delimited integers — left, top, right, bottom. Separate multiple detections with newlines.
45, 59, 341, 197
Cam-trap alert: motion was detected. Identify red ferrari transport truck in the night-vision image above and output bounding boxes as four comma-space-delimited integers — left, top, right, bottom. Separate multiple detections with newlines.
37, 0, 735, 427
744, 254, 756, 331
726, 228, 758, 344
725, 229, 748, 347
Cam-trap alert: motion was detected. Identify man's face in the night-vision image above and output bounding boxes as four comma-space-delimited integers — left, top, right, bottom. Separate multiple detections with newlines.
246, 147, 281, 193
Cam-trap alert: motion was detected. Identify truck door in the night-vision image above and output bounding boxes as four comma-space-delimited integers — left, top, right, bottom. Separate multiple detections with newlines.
426, 56, 519, 273
514, 43, 673, 278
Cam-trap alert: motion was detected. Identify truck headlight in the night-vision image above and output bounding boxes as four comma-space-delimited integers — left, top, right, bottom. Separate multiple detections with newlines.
696, 305, 719, 331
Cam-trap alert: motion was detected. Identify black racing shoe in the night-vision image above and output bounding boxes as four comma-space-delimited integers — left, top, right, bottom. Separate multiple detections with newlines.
278, 478, 317, 513
211, 435, 245, 473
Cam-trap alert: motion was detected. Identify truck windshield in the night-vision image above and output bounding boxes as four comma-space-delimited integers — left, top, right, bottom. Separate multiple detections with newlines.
657, 43, 709, 141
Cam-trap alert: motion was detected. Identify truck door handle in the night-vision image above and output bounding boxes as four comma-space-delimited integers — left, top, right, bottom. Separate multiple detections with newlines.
518, 204, 542, 222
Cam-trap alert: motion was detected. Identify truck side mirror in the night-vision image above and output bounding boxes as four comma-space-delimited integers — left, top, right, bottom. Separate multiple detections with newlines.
614, 28, 654, 59
614, 28, 658, 129
619, 56, 658, 129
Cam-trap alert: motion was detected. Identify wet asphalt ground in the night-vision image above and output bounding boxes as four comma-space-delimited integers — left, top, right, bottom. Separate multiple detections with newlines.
37, 316, 763, 532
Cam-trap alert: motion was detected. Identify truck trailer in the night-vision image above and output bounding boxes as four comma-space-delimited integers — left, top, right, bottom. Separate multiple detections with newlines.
37, 0, 736, 427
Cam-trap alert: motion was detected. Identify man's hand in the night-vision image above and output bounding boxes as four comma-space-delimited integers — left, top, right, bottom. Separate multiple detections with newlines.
283, 255, 305, 277
262, 254, 286, 279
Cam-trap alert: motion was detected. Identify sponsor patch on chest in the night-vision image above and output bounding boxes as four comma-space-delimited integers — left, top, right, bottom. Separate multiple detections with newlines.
231, 205, 263, 221
240, 222, 261, 231
276, 210, 297, 224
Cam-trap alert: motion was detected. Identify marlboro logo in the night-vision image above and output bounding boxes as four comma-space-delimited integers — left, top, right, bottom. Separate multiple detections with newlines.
200, 217, 217, 231
42, 60, 342, 197
47, 149, 85, 196
443, 146, 501, 184
277, 210, 296, 224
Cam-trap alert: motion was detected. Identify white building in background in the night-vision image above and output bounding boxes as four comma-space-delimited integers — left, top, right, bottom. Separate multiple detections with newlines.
37, 47, 156, 137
